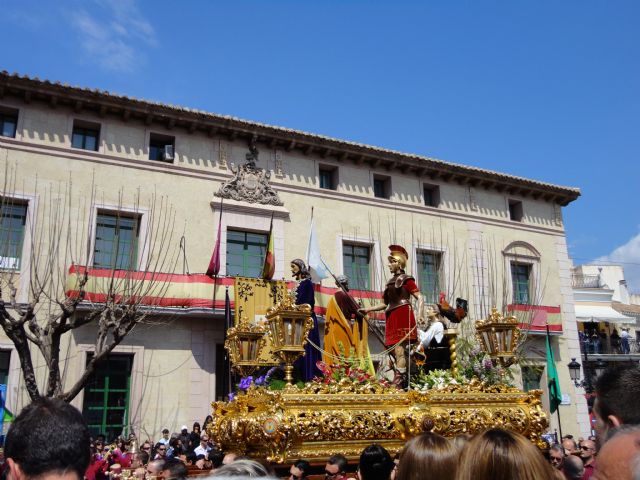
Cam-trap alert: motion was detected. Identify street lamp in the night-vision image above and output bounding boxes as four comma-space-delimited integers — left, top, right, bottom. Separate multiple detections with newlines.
568, 358, 582, 386
593, 358, 606, 379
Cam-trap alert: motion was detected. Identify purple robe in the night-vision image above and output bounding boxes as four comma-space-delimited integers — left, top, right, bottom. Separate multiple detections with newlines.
293, 278, 321, 381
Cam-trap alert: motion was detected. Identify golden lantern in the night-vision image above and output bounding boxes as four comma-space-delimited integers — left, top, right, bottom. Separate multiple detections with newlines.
225, 315, 267, 377
475, 307, 521, 368
265, 292, 314, 385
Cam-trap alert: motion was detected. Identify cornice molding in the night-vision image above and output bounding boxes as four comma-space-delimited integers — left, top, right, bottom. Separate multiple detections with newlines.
0, 71, 581, 206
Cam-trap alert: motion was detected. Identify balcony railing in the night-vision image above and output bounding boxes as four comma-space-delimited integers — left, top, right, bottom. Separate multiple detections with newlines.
572, 274, 601, 288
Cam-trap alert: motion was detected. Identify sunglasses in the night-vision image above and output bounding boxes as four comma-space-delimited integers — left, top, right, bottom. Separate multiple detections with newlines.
580, 445, 592, 451
325, 471, 340, 479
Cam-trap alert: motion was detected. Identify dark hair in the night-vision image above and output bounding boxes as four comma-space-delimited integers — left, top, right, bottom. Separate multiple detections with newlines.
192, 422, 201, 432
328, 454, 348, 473
162, 458, 188, 480
5, 397, 91, 479
209, 449, 225, 468
358, 444, 394, 480
396, 432, 457, 480
293, 459, 311, 477
163, 428, 170, 434
595, 364, 640, 426
136, 451, 150, 465
291, 259, 310, 279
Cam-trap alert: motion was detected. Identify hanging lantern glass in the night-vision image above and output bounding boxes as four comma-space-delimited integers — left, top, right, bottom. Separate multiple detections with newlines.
475, 307, 521, 368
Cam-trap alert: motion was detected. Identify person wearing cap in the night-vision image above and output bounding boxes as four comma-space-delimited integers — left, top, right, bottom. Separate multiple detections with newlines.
359, 244, 424, 386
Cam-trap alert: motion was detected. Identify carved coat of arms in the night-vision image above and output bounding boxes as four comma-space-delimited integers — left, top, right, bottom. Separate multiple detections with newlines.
216, 143, 283, 206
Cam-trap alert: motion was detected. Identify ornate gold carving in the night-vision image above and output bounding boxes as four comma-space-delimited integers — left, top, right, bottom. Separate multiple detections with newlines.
208, 381, 548, 463
225, 315, 267, 376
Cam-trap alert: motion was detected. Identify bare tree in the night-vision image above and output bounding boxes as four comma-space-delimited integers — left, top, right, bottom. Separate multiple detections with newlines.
0, 162, 179, 401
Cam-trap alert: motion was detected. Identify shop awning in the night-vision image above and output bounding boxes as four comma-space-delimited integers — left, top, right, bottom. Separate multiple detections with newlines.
575, 305, 635, 324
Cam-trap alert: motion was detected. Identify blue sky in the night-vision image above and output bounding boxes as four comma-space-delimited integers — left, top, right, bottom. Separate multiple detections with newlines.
2, 0, 640, 290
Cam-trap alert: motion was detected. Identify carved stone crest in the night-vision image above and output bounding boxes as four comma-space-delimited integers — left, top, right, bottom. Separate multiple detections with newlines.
215, 142, 283, 206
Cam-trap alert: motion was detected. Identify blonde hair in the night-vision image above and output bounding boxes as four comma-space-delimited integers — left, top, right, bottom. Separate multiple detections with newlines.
456, 429, 555, 480
396, 432, 457, 480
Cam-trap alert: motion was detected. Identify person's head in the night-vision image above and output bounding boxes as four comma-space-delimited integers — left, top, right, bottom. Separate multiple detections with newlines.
387, 245, 408, 273
131, 451, 150, 469
147, 459, 166, 477
325, 454, 348, 480
162, 428, 170, 440
204, 415, 214, 426
290, 259, 309, 279
289, 460, 310, 480
192, 422, 201, 433
209, 449, 225, 469
181, 425, 188, 434
562, 437, 578, 456
594, 364, 640, 440
396, 432, 457, 480
155, 442, 167, 457
161, 458, 187, 480
593, 425, 640, 480
357, 444, 394, 480
141, 442, 152, 455
562, 454, 584, 480
5, 397, 91, 480
456, 428, 555, 480
579, 439, 597, 462
200, 434, 209, 446
548, 444, 564, 470
211, 459, 271, 477
335, 275, 349, 291
116, 436, 127, 450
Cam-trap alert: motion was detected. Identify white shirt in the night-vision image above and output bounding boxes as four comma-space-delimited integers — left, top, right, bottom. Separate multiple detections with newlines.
194, 444, 211, 458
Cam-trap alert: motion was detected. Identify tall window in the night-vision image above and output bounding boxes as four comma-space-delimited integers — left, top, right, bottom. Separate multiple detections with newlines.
72, 121, 100, 151
511, 263, 531, 304
0, 199, 27, 269
417, 251, 441, 303
82, 354, 132, 440
343, 243, 371, 290
0, 109, 18, 138
93, 213, 139, 270
226, 230, 268, 278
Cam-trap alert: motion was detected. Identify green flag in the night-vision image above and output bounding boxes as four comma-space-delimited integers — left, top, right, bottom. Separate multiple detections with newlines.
546, 326, 563, 413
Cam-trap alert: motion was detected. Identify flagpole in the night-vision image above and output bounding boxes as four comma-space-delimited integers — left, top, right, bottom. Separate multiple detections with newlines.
547, 324, 563, 440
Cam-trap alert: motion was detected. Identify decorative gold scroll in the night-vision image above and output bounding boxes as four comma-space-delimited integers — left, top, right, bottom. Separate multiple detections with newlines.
233, 277, 288, 365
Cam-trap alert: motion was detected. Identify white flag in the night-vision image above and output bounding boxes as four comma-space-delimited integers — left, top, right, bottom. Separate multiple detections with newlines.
307, 217, 330, 281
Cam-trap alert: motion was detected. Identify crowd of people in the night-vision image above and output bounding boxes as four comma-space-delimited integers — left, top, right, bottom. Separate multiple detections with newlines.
4, 363, 640, 480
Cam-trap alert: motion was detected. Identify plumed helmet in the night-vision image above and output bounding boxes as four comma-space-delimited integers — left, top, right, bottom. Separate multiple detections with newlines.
388, 244, 408, 269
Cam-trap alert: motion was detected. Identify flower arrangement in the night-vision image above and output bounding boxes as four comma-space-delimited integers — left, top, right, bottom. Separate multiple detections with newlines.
312, 358, 396, 389
410, 368, 463, 392
228, 366, 286, 401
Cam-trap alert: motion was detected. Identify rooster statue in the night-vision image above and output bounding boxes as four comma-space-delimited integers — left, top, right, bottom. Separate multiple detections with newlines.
437, 292, 468, 323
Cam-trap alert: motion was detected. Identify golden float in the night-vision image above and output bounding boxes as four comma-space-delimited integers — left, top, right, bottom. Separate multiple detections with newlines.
210, 295, 548, 462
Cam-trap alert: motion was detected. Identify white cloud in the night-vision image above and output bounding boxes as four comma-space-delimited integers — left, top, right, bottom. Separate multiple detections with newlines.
595, 232, 640, 294
68, 0, 157, 73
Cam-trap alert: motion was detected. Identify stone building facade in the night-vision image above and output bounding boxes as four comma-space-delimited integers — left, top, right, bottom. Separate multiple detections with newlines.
0, 71, 589, 439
